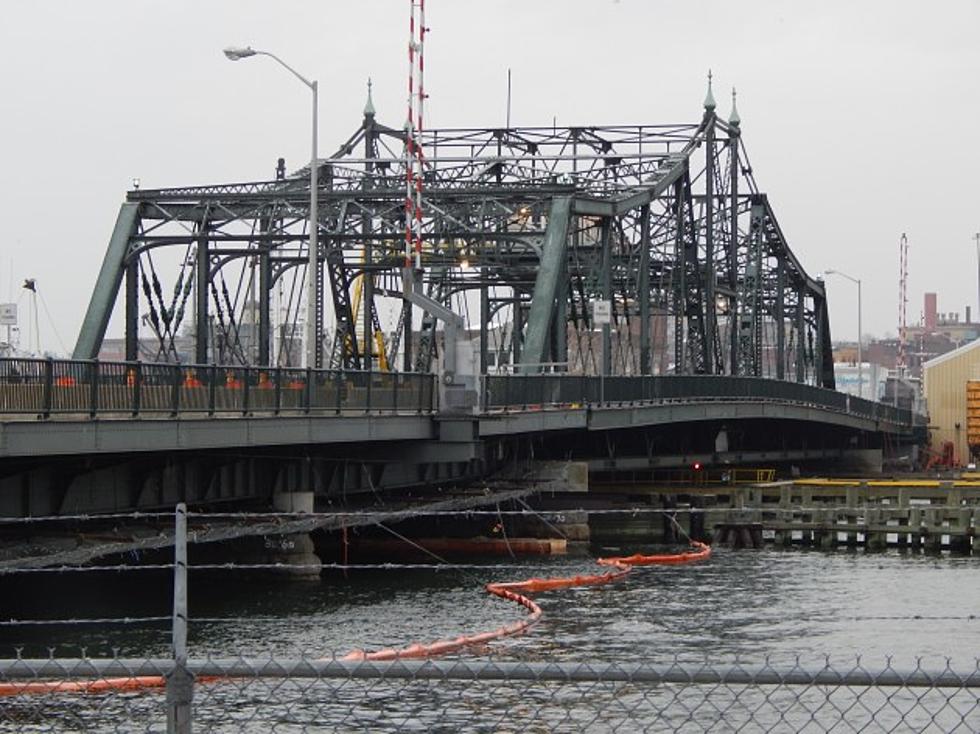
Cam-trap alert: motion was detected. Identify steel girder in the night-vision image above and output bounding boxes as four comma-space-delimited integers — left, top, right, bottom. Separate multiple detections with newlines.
73, 109, 833, 388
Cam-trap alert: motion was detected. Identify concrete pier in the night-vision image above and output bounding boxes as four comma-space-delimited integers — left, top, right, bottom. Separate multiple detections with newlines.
266, 490, 322, 579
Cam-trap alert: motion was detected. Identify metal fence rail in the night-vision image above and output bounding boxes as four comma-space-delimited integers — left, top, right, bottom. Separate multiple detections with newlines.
0, 357, 436, 417
1, 655, 978, 732
483, 373, 914, 426
0, 358, 916, 427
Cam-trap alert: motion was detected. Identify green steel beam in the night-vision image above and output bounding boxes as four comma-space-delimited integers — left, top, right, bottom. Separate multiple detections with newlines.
520, 196, 572, 371
72, 202, 140, 360
570, 154, 688, 217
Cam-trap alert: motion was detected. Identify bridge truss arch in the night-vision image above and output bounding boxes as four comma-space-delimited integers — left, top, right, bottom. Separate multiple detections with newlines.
74, 99, 834, 389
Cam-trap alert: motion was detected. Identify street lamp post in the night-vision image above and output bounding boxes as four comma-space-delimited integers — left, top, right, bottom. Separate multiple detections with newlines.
224, 46, 319, 369
825, 269, 863, 400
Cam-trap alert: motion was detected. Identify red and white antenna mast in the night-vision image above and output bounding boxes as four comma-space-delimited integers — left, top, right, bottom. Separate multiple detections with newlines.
897, 232, 909, 376
405, 0, 427, 270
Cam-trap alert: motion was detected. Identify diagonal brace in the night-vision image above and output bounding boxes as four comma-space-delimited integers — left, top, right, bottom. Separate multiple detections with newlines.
520, 196, 572, 372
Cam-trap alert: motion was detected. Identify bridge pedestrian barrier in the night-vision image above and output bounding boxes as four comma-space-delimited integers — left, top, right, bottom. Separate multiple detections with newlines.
0, 358, 436, 417
483, 373, 915, 427
0, 358, 918, 428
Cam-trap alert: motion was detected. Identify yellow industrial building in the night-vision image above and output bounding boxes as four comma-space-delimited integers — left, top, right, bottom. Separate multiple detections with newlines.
922, 339, 980, 465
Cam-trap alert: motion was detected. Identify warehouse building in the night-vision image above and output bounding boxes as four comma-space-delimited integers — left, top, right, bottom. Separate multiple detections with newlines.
922, 339, 980, 465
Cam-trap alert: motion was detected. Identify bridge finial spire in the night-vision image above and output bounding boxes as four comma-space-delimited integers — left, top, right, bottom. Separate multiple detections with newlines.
363, 77, 376, 117
728, 86, 740, 128
703, 69, 716, 112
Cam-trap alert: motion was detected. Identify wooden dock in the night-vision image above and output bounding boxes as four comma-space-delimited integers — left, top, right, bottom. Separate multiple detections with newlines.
581, 477, 980, 551
708, 479, 979, 551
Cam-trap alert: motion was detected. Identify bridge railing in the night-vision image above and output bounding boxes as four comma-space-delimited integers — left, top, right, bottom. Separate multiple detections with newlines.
483, 374, 915, 427
0, 358, 436, 418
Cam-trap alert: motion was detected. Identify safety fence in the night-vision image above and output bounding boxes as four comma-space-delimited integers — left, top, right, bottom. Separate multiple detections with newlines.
0, 358, 920, 428
0, 357, 435, 417
483, 373, 915, 426
2, 655, 979, 732
2, 506, 979, 732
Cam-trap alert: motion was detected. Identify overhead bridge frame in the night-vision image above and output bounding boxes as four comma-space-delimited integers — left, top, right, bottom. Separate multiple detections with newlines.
74, 99, 834, 389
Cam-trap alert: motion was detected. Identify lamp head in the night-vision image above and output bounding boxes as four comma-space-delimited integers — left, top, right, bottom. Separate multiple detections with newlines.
824, 269, 838, 275
223, 46, 257, 61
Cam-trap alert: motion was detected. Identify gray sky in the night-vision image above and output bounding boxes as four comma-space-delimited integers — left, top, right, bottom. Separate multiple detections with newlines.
1, 0, 978, 353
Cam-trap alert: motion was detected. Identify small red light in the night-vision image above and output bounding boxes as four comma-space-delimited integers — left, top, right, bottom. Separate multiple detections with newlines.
692, 462, 702, 471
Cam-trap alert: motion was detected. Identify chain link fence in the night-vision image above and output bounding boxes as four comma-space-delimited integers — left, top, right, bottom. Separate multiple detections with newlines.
2, 655, 979, 732
2, 505, 980, 732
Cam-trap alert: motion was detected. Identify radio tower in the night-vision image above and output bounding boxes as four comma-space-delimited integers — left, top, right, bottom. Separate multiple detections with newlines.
897, 232, 909, 376
405, 0, 426, 270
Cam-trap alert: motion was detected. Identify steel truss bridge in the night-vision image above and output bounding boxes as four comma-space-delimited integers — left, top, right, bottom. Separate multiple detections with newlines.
73, 90, 834, 388
0, 90, 918, 522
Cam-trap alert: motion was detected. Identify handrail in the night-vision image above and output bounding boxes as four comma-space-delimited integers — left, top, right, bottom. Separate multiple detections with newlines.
0, 357, 436, 418
481, 373, 918, 428
0, 358, 920, 428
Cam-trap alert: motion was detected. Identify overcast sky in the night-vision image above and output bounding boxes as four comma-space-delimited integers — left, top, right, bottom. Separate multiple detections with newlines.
1, 0, 978, 353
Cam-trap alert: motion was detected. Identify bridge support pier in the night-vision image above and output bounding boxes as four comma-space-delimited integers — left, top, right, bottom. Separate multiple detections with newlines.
266, 490, 322, 580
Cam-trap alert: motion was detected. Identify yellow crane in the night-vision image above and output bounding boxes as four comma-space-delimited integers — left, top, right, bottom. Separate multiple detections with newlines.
350, 272, 389, 372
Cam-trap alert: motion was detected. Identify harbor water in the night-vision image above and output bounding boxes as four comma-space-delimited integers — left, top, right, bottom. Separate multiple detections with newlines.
2, 545, 979, 731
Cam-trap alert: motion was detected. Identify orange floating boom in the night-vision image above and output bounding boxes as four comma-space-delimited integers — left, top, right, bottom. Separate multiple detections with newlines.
2, 542, 711, 691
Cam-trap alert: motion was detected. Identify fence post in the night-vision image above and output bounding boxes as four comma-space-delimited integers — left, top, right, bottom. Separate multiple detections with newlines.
167, 502, 192, 734
170, 364, 180, 418
208, 365, 216, 417
40, 357, 54, 419
305, 367, 313, 414
274, 367, 282, 416
242, 367, 250, 417
132, 362, 142, 417
89, 360, 100, 419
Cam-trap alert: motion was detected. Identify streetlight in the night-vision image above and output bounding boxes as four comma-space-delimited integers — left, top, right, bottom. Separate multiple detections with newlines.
825, 269, 863, 400
224, 46, 319, 369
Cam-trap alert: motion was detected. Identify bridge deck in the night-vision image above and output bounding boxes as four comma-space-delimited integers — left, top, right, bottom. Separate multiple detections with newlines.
0, 358, 919, 458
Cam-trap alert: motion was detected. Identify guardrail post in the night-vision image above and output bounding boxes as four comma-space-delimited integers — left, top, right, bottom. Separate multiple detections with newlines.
208, 364, 216, 417
242, 367, 250, 417
166, 502, 192, 734
366, 371, 372, 414
305, 367, 313, 414
41, 357, 53, 419
170, 364, 180, 418
335, 371, 343, 415
274, 367, 282, 416
132, 362, 142, 417
393, 372, 399, 414
89, 360, 100, 419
